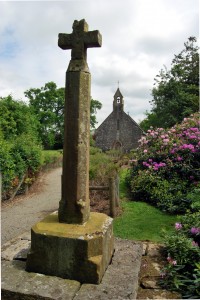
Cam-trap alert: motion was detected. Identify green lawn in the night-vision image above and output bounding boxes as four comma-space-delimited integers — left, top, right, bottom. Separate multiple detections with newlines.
113, 168, 178, 242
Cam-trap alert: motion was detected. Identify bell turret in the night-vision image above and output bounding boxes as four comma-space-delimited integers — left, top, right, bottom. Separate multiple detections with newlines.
113, 88, 124, 111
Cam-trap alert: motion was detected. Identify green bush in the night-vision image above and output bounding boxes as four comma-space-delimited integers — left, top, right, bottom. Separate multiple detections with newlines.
186, 188, 200, 212
11, 134, 42, 172
41, 150, 63, 166
0, 139, 15, 197
160, 211, 200, 298
128, 169, 191, 213
1, 134, 42, 200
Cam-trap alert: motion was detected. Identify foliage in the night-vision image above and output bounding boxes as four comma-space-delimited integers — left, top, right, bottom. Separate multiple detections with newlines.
25, 81, 102, 149
12, 134, 42, 172
140, 37, 199, 129
0, 138, 15, 196
89, 146, 119, 181
41, 150, 63, 167
0, 95, 39, 140
0, 95, 43, 199
25, 82, 65, 149
90, 99, 102, 129
160, 211, 200, 298
139, 112, 159, 132
186, 188, 200, 212
127, 113, 200, 213
0, 134, 42, 200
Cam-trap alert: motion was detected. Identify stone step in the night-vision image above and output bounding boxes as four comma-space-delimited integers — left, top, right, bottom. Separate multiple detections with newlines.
1, 234, 142, 300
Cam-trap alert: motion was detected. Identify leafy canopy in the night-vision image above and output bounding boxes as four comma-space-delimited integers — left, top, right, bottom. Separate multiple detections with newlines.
140, 37, 199, 130
0, 95, 39, 140
25, 82, 65, 149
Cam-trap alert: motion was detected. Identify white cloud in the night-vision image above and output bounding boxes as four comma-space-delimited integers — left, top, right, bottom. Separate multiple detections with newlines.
0, 0, 198, 125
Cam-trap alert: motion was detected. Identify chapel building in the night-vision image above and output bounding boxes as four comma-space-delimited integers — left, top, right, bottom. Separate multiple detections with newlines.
94, 88, 143, 152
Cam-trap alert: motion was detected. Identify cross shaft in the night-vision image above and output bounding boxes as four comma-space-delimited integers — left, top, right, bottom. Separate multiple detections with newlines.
58, 20, 102, 224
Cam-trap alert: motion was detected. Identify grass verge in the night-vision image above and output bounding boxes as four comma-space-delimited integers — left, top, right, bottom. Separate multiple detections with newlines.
113, 168, 178, 242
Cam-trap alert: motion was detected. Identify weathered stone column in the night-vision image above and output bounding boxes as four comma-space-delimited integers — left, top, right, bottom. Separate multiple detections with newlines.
58, 19, 102, 224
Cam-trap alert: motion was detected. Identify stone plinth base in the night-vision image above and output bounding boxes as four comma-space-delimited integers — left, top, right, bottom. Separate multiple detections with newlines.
26, 212, 114, 284
2, 237, 143, 300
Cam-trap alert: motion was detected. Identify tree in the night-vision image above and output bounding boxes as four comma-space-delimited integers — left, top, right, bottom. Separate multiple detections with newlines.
139, 111, 159, 132
25, 82, 64, 149
0, 95, 39, 140
142, 37, 199, 129
25, 81, 102, 149
90, 99, 102, 129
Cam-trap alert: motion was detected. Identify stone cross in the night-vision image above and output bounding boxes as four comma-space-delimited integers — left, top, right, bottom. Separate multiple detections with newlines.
26, 21, 113, 284
58, 19, 102, 224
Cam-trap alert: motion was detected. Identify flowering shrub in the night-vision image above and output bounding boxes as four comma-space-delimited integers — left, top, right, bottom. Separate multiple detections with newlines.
127, 113, 200, 213
160, 211, 200, 298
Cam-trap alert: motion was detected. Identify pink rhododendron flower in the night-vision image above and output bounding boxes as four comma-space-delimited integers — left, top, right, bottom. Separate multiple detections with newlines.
167, 257, 177, 265
160, 162, 166, 167
190, 227, 200, 234
167, 256, 171, 262
190, 127, 198, 132
179, 144, 195, 152
177, 156, 183, 161
189, 135, 196, 139
143, 149, 148, 153
143, 162, 150, 167
163, 139, 169, 143
192, 241, 199, 247
175, 222, 182, 230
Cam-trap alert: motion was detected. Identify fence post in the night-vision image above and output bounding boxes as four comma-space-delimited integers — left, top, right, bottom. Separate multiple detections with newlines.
8, 173, 26, 202
115, 175, 120, 207
109, 177, 116, 218
0, 172, 2, 202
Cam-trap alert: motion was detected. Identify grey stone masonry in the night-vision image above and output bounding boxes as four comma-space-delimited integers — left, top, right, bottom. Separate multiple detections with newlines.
2, 233, 143, 300
95, 88, 143, 152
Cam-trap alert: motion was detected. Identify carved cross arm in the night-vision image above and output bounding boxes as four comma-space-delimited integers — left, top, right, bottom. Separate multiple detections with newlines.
84, 30, 102, 48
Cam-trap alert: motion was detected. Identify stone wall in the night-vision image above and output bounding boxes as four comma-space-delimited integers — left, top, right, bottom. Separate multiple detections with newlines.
95, 110, 143, 152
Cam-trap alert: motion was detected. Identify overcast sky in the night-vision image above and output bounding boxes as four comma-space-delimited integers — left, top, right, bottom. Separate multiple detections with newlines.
0, 0, 199, 126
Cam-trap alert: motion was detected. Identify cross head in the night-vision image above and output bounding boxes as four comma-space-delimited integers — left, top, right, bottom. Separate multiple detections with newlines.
58, 19, 102, 61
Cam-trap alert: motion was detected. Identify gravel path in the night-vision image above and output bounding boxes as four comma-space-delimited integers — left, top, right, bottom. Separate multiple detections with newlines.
1, 167, 62, 245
